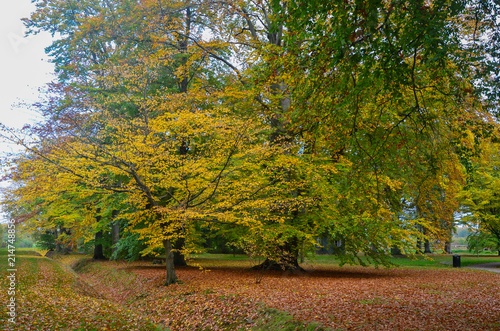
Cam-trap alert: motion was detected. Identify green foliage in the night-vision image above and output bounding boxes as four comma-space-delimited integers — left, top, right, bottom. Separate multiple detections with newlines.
111, 232, 147, 262
467, 231, 500, 254
35, 232, 56, 250
459, 137, 500, 254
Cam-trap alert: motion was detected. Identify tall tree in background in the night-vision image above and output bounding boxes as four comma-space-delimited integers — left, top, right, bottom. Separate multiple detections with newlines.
459, 134, 500, 255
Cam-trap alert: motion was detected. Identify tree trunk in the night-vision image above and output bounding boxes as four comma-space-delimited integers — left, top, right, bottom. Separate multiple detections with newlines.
391, 245, 403, 256
93, 208, 106, 260
93, 230, 106, 260
252, 241, 303, 272
416, 239, 422, 253
54, 228, 62, 253
111, 210, 120, 256
424, 239, 432, 254
163, 239, 178, 285
444, 241, 452, 254
174, 237, 187, 267
252, 257, 304, 272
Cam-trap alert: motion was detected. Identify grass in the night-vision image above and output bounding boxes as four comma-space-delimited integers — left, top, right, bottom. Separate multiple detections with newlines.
307, 252, 500, 269
252, 308, 325, 331
451, 247, 500, 256
137, 250, 500, 270
358, 297, 389, 305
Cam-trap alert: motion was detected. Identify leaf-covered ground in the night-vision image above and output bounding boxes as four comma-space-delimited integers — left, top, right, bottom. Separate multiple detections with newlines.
2, 250, 500, 330
0, 250, 162, 330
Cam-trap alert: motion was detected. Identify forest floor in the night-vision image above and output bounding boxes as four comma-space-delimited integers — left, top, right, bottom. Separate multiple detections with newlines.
1, 249, 500, 330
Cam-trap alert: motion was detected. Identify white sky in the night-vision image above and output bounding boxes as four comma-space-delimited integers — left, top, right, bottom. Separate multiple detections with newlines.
0, 0, 54, 149
1, 0, 55, 221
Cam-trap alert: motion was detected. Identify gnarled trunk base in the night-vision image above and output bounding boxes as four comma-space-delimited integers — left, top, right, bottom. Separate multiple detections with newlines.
251, 258, 305, 272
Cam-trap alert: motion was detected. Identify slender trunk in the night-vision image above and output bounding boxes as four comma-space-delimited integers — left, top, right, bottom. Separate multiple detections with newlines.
93, 230, 106, 260
111, 210, 120, 256
54, 228, 62, 253
163, 239, 178, 285
93, 209, 106, 260
444, 241, 452, 254
424, 239, 432, 254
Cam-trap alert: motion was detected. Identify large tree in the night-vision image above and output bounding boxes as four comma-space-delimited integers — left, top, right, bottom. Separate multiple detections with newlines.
251, 0, 499, 262
2, 0, 500, 283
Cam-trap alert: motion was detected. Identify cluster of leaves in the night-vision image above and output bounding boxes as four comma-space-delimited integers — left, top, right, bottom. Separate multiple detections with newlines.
1, 0, 500, 285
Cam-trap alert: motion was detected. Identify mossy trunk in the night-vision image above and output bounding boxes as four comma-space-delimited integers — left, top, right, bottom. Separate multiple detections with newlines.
252, 241, 304, 272
163, 239, 178, 285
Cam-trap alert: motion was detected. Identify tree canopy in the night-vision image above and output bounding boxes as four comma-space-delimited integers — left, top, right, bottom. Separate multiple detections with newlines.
1, 0, 499, 284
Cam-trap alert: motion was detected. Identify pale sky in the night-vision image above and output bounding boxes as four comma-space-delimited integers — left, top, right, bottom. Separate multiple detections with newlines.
1, 0, 55, 221
0, 0, 54, 150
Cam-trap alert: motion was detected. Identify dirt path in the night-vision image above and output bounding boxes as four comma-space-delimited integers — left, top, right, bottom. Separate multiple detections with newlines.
465, 262, 500, 273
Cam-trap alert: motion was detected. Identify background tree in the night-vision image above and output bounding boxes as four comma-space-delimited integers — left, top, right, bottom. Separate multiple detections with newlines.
459, 136, 500, 255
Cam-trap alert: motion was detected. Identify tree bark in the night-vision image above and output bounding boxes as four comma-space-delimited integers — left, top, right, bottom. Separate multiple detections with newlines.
444, 241, 452, 254
93, 230, 106, 260
391, 245, 403, 256
424, 239, 432, 254
111, 210, 120, 256
252, 240, 304, 272
252, 257, 304, 272
174, 237, 187, 266
54, 228, 62, 253
93, 209, 106, 260
163, 239, 178, 285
